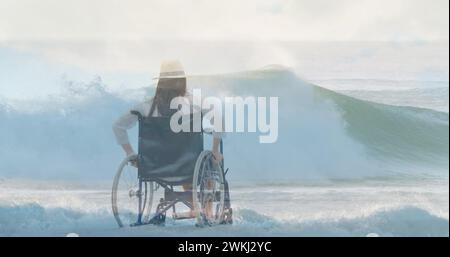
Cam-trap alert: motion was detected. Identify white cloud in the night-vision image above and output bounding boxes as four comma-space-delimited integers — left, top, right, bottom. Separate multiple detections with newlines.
0, 0, 447, 83
0, 0, 448, 41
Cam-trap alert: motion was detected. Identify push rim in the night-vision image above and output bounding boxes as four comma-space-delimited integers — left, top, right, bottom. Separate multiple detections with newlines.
192, 151, 225, 225
112, 155, 154, 227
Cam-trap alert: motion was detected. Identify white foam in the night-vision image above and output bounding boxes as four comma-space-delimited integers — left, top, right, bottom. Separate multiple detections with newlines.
0, 180, 447, 236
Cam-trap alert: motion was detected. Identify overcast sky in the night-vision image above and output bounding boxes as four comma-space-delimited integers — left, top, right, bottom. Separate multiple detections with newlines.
0, 0, 448, 99
0, 0, 448, 42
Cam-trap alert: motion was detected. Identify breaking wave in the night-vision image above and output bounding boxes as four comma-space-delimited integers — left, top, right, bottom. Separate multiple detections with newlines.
0, 68, 448, 181
314, 86, 449, 168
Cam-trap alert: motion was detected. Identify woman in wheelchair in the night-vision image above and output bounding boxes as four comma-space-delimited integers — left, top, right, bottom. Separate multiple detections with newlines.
111, 60, 232, 227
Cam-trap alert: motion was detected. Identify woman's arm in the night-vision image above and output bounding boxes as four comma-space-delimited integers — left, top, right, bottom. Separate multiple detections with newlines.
121, 143, 135, 157
113, 102, 148, 156
112, 111, 138, 156
194, 100, 225, 164
195, 105, 224, 163
212, 137, 223, 164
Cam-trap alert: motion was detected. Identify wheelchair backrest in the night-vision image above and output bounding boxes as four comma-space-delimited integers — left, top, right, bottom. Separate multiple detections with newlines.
136, 113, 204, 184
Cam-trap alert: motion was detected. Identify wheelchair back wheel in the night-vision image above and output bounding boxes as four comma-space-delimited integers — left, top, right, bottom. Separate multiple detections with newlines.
192, 150, 226, 226
112, 154, 155, 227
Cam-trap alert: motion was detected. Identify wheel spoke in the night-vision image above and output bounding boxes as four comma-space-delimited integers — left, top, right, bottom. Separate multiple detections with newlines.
112, 156, 155, 227
193, 151, 225, 225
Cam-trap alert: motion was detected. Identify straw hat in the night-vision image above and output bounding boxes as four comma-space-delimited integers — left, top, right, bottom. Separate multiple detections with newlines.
153, 60, 187, 80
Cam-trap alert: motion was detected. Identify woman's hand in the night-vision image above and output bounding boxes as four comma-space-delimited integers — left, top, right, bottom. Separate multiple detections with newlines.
122, 144, 138, 167
129, 156, 138, 168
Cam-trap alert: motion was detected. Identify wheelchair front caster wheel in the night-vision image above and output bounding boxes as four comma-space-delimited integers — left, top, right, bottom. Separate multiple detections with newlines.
195, 213, 212, 228
221, 208, 233, 225
148, 212, 166, 226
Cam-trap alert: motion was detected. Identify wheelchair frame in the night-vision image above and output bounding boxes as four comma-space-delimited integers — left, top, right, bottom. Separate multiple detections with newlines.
111, 111, 232, 227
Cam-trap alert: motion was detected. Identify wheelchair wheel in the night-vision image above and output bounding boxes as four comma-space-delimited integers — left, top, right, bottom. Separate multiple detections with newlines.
112, 154, 155, 227
192, 150, 225, 226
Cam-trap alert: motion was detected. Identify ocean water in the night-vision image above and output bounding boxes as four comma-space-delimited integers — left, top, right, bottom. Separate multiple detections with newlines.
0, 68, 448, 236
0, 179, 447, 236
313, 79, 449, 113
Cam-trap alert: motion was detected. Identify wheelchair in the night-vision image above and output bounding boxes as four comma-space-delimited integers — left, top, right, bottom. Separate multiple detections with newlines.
112, 111, 233, 227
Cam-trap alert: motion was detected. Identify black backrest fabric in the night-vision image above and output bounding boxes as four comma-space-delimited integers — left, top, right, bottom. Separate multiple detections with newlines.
137, 115, 203, 184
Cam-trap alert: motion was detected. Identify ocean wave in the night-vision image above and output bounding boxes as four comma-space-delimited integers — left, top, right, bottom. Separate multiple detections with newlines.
0, 68, 447, 181
0, 203, 114, 236
314, 86, 449, 167
233, 207, 449, 237
0, 203, 447, 237
338, 87, 449, 113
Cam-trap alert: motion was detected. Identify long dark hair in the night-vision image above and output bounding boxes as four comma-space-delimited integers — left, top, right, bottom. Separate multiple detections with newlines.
150, 78, 187, 117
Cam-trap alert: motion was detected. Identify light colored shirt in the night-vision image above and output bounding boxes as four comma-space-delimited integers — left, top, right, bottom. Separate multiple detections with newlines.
112, 96, 223, 145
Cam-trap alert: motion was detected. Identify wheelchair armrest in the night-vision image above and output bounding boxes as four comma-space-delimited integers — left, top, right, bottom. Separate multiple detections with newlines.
130, 110, 144, 120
